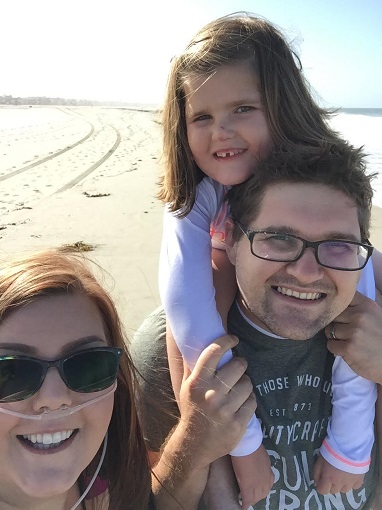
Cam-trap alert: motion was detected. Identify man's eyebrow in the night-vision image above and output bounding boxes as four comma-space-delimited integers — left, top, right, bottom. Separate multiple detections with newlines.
0, 336, 107, 357
262, 226, 361, 242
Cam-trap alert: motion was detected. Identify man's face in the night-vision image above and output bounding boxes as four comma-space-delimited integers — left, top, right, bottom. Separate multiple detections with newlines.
226, 182, 362, 339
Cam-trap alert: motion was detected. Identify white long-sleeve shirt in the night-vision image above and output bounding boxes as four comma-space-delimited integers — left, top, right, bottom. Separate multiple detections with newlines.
159, 176, 376, 469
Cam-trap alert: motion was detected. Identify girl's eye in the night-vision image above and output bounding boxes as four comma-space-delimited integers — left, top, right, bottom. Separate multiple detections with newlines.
235, 105, 255, 113
193, 114, 212, 122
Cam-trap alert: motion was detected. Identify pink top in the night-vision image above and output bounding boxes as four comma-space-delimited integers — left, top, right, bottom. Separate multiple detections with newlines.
84, 475, 108, 499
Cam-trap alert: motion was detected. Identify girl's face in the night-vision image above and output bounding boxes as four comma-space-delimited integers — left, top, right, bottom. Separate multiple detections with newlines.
0, 292, 114, 504
184, 60, 273, 186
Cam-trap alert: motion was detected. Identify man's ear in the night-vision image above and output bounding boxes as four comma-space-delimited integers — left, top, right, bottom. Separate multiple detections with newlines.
225, 219, 237, 266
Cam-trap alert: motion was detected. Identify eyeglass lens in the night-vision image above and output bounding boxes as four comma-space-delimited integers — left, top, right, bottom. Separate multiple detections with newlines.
251, 233, 368, 269
0, 349, 121, 403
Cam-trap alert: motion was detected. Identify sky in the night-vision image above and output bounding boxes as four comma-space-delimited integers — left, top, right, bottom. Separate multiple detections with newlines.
2, 0, 381, 108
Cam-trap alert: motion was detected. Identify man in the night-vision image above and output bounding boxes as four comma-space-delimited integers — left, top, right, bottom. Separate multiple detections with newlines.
221, 147, 378, 509
132, 145, 380, 509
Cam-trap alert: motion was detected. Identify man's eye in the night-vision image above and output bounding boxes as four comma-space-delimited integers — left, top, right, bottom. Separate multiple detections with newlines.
265, 234, 292, 242
325, 242, 354, 253
264, 235, 299, 249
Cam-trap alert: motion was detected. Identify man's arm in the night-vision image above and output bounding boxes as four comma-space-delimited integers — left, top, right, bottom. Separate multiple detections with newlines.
152, 334, 257, 510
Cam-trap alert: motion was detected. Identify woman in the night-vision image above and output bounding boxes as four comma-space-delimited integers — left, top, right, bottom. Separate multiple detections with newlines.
0, 250, 255, 510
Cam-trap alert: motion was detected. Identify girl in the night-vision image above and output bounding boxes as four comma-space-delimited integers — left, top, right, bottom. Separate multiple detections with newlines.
158, 12, 378, 509
0, 250, 253, 510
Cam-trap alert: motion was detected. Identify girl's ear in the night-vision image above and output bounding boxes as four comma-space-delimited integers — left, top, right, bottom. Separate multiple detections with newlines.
225, 219, 237, 265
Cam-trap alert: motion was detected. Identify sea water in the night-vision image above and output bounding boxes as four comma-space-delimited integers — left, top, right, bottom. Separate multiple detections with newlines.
330, 108, 382, 207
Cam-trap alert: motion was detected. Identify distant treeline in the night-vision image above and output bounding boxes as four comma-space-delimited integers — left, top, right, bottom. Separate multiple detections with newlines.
0, 95, 129, 107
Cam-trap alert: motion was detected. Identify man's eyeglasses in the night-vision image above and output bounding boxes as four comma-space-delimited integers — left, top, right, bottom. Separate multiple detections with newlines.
0, 346, 122, 403
236, 223, 373, 271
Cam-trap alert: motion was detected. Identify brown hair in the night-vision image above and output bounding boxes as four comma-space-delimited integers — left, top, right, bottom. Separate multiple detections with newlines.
227, 144, 375, 242
158, 12, 344, 217
0, 250, 151, 510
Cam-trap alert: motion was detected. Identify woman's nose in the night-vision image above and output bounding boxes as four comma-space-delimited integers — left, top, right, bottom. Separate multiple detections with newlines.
31, 367, 73, 413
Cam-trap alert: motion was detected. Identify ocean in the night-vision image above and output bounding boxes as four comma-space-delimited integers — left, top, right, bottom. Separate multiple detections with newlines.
331, 108, 382, 207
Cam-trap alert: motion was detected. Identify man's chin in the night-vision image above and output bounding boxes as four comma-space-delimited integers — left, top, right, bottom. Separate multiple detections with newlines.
262, 316, 329, 341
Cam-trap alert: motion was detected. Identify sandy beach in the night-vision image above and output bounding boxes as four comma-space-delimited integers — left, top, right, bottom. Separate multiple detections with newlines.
0, 105, 164, 338
1, 105, 382, 338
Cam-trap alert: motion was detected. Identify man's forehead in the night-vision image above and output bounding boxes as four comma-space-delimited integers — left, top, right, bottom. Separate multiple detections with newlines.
249, 182, 361, 240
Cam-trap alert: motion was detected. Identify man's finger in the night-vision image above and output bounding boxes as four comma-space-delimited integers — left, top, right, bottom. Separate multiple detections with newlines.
214, 357, 249, 394
189, 334, 239, 380
347, 290, 363, 307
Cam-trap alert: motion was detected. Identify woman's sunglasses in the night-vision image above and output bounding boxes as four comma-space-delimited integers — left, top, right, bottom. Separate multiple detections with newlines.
0, 347, 122, 403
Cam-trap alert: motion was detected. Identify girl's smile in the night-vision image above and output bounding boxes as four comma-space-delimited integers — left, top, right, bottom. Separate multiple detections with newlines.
185, 59, 272, 186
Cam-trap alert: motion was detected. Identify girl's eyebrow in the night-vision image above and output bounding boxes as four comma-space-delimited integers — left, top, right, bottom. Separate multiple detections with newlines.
0, 336, 106, 357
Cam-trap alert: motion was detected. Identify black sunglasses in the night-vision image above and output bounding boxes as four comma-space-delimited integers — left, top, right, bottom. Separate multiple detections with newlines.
0, 347, 122, 403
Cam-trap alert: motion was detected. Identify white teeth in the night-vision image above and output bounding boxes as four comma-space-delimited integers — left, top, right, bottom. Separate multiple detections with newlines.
23, 430, 74, 445
277, 287, 321, 300
216, 149, 242, 158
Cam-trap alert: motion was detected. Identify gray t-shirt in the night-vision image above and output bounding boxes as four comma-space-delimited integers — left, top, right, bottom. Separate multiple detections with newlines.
229, 302, 377, 509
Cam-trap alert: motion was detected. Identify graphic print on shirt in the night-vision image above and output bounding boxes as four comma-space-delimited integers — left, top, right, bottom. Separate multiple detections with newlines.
229, 303, 377, 510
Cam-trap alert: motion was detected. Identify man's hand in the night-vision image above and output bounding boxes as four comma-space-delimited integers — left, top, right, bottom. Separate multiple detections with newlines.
313, 455, 364, 494
178, 334, 257, 468
153, 334, 257, 510
326, 291, 382, 384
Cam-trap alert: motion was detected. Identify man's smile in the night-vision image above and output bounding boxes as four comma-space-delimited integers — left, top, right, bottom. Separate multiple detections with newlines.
275, 286, 324, 301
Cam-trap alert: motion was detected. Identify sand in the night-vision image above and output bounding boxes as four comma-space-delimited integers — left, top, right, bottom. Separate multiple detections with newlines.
1, 105, 382, 337
0, 105, 163, 338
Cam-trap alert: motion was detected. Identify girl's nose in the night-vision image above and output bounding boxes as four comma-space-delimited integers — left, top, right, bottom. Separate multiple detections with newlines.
212, 118, 235, 141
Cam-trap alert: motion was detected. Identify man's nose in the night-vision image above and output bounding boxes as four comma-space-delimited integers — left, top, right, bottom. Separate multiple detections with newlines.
285, 248, 325, 283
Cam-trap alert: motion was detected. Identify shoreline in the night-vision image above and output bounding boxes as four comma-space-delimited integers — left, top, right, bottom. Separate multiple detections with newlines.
1, 105, 382, 335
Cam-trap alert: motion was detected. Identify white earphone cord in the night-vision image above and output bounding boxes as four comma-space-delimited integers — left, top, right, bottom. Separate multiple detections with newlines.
70, 432, 108, 510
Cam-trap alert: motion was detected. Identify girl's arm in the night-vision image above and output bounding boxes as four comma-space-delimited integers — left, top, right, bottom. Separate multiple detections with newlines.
159, 179, 230, 368
212, 248, 237, 331
166, 247, 237, 404
315, 262, 379, 493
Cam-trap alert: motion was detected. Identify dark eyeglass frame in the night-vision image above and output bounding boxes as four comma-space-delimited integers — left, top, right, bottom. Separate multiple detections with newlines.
0, 346, 122, 403
236, 222, 374, 271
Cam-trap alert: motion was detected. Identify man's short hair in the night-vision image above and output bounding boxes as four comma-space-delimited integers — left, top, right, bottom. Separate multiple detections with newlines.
227, 144, 375, 242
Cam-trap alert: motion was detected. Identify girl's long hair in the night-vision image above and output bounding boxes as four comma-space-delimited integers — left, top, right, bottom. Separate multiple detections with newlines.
158, 12, 344, 216
0, 250, 151, 510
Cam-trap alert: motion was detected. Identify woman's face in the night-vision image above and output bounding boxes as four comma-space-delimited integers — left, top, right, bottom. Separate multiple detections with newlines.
0, 292, 114, 502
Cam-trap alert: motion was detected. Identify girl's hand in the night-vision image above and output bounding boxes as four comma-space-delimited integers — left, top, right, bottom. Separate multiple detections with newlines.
313, 455, 364, 495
